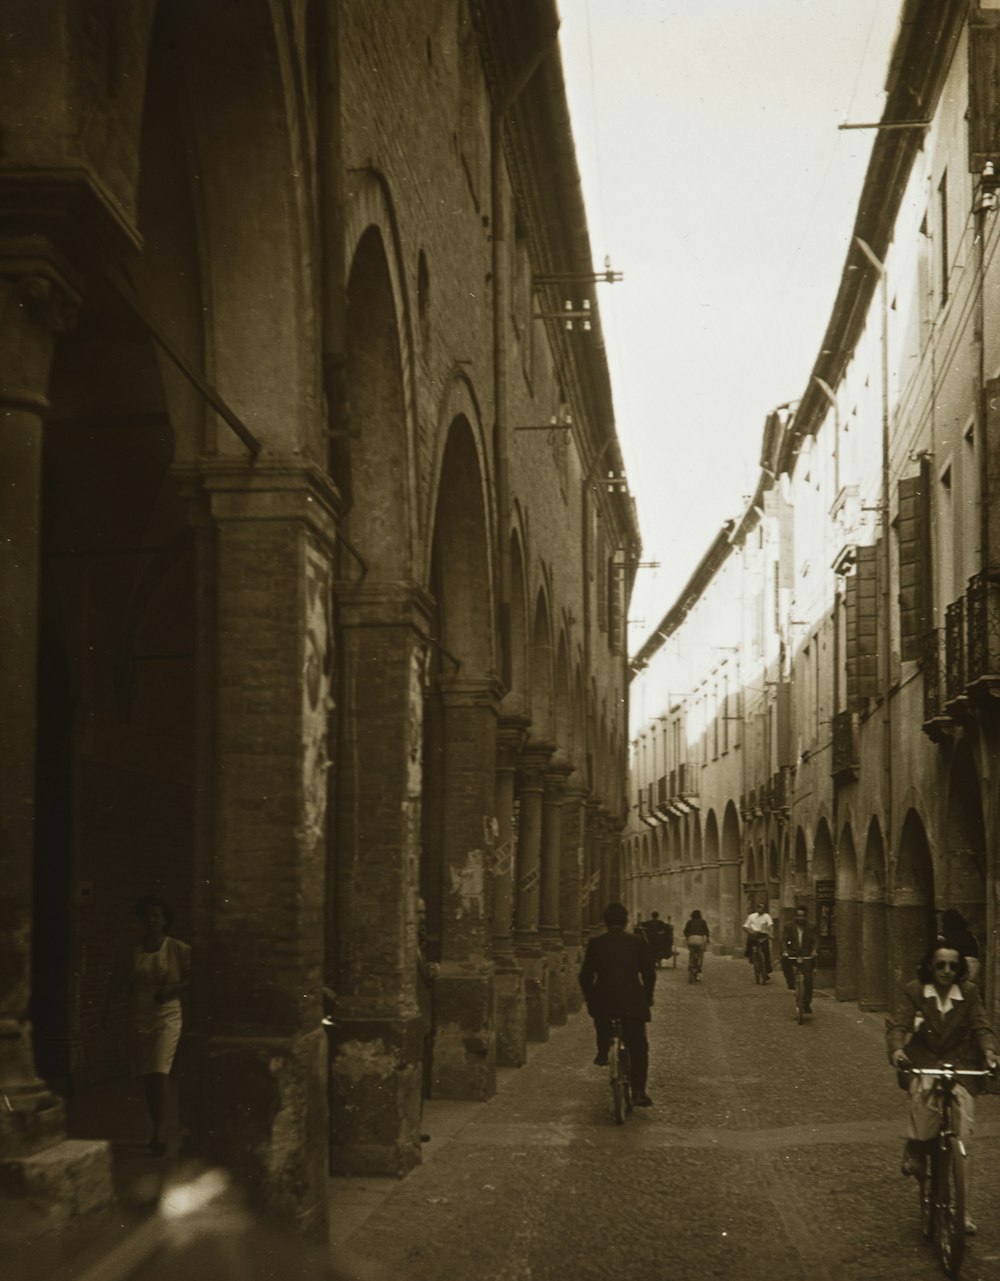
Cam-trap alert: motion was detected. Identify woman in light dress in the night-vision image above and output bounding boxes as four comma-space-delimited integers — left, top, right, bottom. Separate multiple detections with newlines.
106, 895, 191, 1155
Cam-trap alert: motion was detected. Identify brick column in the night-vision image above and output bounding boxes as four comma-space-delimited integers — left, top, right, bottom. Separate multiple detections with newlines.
432, 675, 504, 1100
493, 713, 529, 1067
718, 858, 742, 953
0, 244, 113, 1217
326, 582, 432, 1175
596, 809, 614, 914
540, 758, 573, 1026
514, 742, 555, 1042
560, 777, 588, 1012
185, 462, 337, 1234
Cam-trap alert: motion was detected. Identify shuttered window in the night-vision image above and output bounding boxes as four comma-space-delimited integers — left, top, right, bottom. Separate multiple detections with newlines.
846, 543, 879, 709
969, 7, 1000, 173
898, 459, 932, 661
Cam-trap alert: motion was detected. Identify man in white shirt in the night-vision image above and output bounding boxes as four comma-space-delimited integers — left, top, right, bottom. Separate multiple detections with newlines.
743, 901, 773, 980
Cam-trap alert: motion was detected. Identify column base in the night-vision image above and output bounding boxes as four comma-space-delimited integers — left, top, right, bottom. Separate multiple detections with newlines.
0, 1137, 113, 1221
493, 958, 527, 1068
431, 966, 496, 1101
516, 949, 550, 1043
189, 1027, 329, 1237
328, 1014, 423, 1177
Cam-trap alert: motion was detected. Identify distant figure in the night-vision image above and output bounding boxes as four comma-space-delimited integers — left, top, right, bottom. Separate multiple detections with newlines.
642, 911, 671, 968
104, 896, 191, 1155
780, 904, 818, 1015
743, 901, 774, 980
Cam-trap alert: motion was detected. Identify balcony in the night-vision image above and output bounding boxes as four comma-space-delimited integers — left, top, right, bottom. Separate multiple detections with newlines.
966, 568, 1000, 700
944, 596, 969, 717
654, 774, 671, 820
831, 710, 859, 782
767, 767, 790, 814
676, 762, 699, 807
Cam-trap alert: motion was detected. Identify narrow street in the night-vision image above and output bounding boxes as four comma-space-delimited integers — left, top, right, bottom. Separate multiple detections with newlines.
332, 955, 1000, 1281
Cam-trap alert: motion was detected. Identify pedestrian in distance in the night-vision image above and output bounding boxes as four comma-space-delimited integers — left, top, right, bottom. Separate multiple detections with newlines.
682, 910, 709, 980
578, 902, 655, 1106
887, 942, 998, 1233
642, 911, 671, 968
780, 904, 818, 1014
103, 895, 191, 1156
743, 900, 774, 979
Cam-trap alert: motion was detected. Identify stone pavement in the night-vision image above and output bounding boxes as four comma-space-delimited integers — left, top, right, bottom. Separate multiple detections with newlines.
6, 955, 1000, 1280
331, 954, 1000, 1281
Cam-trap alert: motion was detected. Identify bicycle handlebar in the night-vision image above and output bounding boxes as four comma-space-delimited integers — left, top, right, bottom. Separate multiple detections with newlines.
899, 1065, 996, 1078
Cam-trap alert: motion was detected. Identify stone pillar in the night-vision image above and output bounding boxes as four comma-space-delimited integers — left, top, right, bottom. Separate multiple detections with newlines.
0, 244, 113, 1218
432, 676, 504, 1099
859, 897, 889, 1011
326, 582, 432, 1176
540, 757, 573, 1026
560, 778, 589, 1012
718, 858, 742, 953
596, 809, 613, 914
887, 890, 933, 1004
493, 712, 529, 1067
514, 742, 554, 1042
836, 896, 861, 1002
703, 860, 720, 951
185, 462, 337, 1234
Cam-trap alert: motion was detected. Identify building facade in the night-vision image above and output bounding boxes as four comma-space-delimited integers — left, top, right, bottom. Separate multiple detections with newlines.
625, 0, 1000, 1023
0, 0, 638, 1234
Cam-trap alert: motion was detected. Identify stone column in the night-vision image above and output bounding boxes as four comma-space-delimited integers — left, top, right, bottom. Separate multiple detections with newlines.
540, 757, 573, 1026
0, 244, 112, 1217
325, 581, 433, 1176
184, 461, 338, 1234
717, 858, 742, 953
836, 895, 861, 1002
887, 888, 933, 1004
560, 777, 589, 1012
596, 810, 614, 913
493, 711, 529, 1067
859, 896, 889, 1011
514, 741, 555, 1042
432, 675, 504, 1099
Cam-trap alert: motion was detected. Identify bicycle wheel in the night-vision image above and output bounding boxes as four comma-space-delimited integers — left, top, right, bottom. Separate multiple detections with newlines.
754, 948, 765, 985
919, 1147, 935, 1242
609, 1040, 626, 1124
621, 1047, 633, 1115
937, 1135, 966, 1277
795, 969, 805, 1023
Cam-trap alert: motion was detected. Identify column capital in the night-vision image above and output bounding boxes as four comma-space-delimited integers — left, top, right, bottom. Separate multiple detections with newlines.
0, 238, 83, 413
496, 713, 531, 768
438, 673, 506, 711
543, 758, 574, 799
336, 580, 435, 633
518, 740, 556, 784
177, 457, 341, 548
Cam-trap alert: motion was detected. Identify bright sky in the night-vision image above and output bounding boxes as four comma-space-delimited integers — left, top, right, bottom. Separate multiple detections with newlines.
557, 0, 902, 653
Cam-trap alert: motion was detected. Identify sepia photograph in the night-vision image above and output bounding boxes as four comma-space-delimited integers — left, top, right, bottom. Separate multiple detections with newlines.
2, 2, 999, 1278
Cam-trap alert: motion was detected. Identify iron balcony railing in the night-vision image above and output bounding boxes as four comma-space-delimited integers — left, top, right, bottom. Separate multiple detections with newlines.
944, 596, 966, 705
831, 710, 859, 780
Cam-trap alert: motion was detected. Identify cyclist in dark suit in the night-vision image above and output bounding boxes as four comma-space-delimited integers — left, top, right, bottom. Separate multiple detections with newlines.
780, 904, 819, 1013
579, 902, 656, 1106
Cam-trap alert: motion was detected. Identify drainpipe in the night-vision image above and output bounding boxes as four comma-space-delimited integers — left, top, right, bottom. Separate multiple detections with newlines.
318, 1, 348, 454
491, 22, 561, 690
855, 236, 893, 861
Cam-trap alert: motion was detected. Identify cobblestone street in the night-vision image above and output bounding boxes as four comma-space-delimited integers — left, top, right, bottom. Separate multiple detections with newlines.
332, 955, 1000, 1281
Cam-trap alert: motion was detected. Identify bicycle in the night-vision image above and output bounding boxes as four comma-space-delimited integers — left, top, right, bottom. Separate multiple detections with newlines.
748, 933, 769, 985
784, 955, 814, 1023
687, 941, 705, 983
608, 1018, 633, 1124
899, 1065, 995, 1278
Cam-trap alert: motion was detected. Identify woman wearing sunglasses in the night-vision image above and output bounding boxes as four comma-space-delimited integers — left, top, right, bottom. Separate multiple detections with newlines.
887, 944, 998, 1230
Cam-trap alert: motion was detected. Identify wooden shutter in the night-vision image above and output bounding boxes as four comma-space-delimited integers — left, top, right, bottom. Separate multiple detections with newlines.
969, 8, 1000, 173
846, 544, 879, 708
898, 460, 931, 661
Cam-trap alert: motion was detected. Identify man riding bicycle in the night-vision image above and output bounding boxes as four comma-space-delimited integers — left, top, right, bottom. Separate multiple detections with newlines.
780, 905, 818, 1013
743, 901, 773, 981
579, 902, 655, 1107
